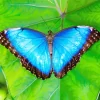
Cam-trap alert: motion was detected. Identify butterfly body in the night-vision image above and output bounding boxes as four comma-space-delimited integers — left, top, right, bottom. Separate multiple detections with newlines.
0, 26, 100, 79
46, 30, 54, 56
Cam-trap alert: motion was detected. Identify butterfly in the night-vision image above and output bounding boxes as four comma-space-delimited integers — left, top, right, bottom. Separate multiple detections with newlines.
0, 26, 100, 79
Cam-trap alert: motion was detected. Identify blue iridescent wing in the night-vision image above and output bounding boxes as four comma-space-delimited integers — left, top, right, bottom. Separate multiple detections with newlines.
52, 26, 100, 78
0, 26, 100, 79
3, 28, 51, 79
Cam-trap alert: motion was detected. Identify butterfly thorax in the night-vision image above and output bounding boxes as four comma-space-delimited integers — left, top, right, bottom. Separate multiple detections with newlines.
46, 30, 54, 57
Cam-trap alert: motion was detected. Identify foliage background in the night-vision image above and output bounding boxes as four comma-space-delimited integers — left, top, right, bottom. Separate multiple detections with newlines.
0, 0, 100, 100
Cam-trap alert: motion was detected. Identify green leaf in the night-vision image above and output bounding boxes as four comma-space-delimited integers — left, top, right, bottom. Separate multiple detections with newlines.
0, 0, 100, 100
0, 86, 7, 100
0, 68, 8, 100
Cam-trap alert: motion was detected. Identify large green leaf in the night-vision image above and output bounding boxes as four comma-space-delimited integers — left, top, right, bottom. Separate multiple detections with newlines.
0, 0, 100, 100
0, 68, 8, 100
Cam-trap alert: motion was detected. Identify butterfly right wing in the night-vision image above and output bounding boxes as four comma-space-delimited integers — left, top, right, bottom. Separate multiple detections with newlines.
52, 26, 100, 78
0, 28, 52, 79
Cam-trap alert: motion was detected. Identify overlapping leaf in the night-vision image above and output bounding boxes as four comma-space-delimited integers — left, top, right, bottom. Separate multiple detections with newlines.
0, 0, 100, 100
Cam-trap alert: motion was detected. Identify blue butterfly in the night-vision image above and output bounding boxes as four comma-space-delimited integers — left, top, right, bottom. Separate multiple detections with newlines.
0, 26, 100, 79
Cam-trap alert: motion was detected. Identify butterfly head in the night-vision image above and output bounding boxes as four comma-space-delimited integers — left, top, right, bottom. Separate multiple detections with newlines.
48, 30, 53, 35
47, 30, 54, 40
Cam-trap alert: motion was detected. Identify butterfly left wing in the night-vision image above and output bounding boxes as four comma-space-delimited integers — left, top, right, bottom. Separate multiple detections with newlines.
52, 26, 100, 78
0, 28, 52, 79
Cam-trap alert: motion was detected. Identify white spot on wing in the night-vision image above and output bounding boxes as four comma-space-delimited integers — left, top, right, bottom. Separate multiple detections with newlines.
8, 28, 21, 30
89, 27, 93, 31
77, 26, 93, 31
4, 28, 21, 34
4, 30, 7, 34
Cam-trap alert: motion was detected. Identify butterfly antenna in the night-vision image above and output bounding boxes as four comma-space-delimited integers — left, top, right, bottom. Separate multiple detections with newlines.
41, 16, 50, 31
41, 16, 64, 33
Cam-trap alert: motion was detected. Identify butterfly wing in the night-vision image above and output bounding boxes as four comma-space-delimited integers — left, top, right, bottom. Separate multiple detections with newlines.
52, 26, 100, 78
1, 28, 51, 79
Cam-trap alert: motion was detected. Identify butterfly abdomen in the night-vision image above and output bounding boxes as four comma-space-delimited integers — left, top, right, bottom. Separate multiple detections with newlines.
47, 30, 54, 56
